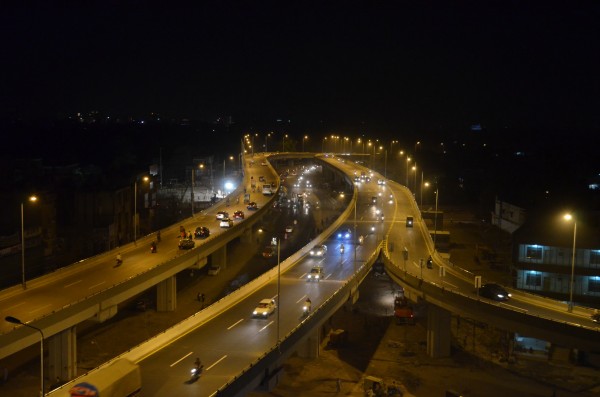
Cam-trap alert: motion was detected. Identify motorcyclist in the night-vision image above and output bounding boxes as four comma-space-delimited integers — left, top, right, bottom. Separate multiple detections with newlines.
194, 357, 202, 370
358, 235, 364, 245
151, 241, 157, 253
304, 297, 312, 313
340, 243, 345, 253
116, 253, 122, 266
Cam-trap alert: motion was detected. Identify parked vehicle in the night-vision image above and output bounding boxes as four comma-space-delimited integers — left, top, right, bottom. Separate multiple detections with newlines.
178, 239, 195, 250
194, 226, 210, 239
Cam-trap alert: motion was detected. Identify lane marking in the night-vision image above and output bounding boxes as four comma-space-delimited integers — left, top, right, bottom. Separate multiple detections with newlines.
227, 319, 244, 330
206, 355, 227, 371
88, 281, 105, 290
29, 304, 51, 314
170, 352, 193, 367
299, 273, 308, 279
5, 302, 26, 311
296, 295, 308, 304
259, 321, 274, 332
442, 281, 458, 289
64, 280, 83, 288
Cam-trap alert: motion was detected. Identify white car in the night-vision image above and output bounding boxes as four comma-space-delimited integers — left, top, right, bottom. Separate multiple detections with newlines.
219, 218, 233, 228
285, 225, 293, 233
253, 298, 276, 318
309, 244, 327, 257
207, 265, 221, 276
307, 266, 324, 282
216, 211, 229, 220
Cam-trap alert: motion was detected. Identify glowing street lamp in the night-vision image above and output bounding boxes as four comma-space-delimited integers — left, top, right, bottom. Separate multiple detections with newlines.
302, 135, 308, 152
563, 213, 577, 312
21, 195, 38, 289
134, 176, 149, 243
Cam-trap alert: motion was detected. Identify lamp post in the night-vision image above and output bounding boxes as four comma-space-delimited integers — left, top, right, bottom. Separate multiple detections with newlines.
282, 134, 288, 152
134, 176, 149, 244
421, 180, 429, 211
302, 135, 308, 152
412, 164, 417, 194
6, 316, 44, 396
564, 213, 577, 312
322, 137, 327, 153
405, 157, 411, 187
433, 181, 439, 251
21, 195, 38, 289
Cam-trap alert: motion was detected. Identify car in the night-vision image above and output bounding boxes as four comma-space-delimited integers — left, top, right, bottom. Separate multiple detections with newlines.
233, 210, 245, 219
194, 226, 210, 239
309, 244, 327, 257
591, 312, 600, 323
372, 196, 378, 204
307, 266, 324, 281
261, 161, 267, 166
406, 216, 414, 228
337, 228, 352, 239
262, 246, 275, 258
207, 265, 221, 276
178, 239, 195, 250
253, 298, 276, 317
247, 202, 258, 211
479, 283, 512, 301
219, 218, 233, 228
216, 211, 229, 220
378, 179, 386, 185
285, 225, 293, 233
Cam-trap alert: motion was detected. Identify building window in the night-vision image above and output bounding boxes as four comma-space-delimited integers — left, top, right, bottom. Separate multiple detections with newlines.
591, 251, 600, 265
526, 246, 543, 260
588, 278, 600, 293
526, 273, 542, 287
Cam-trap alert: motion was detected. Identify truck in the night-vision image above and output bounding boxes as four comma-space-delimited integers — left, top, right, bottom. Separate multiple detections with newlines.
394, 295, 414, 325
47, 358, 141, 396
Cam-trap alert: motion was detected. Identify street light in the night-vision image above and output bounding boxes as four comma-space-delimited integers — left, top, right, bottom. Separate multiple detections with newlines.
322, 136, 328, 153
421, 180, 429, 211
302, 135, 308, 152
405, 157, 411, 187
433, 181, 439, 250
134, 176, 149, 244
412, 164, 417, 194
564, 213, 577, 312
282, 134, 288, 152
6, 316, 44, 396
21, 195, 38, 289
258, 228, 281, 347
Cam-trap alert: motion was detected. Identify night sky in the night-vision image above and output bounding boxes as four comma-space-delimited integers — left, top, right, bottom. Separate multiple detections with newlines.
2, 2, 599, 138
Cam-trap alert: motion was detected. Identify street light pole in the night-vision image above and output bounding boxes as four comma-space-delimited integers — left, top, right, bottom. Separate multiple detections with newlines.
564, 214, 577, 312
21, 195, 38, 288
6, 316, 44, 396
433, 182, 439, 251
277, 237, 281, 349
405, 157, 411, 187
191, 167, 195, 217
384, 149, 388, 178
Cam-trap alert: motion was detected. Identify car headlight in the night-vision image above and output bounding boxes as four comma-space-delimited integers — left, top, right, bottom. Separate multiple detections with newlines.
310, 250, 315, 255
315, 275, 319, 279
253, 310, 258, 315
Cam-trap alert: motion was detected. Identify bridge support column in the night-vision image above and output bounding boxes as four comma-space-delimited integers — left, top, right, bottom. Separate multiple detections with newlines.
297, 328, 320, 359
156, 276, 177, 311
48, 326, 77, 382
211, 244, 227, 270
240, 228, 253, 244
426, 305, 451, 358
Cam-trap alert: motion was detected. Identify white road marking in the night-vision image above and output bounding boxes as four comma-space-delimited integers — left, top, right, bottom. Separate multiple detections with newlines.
259, 321, 274, 332
296, 295, 308, 304
88, 281, 105, 290
227, 319, 244, 330
170, 352, 193, 367
29, 304, 51, 314
442, 281, 458, 289
5, 302, 26, 311
64, 280, 83, 288
299, 273, 308, 279
325, 273, 332, 279
206, 355, 227, 371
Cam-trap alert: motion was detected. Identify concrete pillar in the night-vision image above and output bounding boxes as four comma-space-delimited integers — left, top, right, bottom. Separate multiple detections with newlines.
297, 328, 320, 359
48, 326, 77, 382
211, 244, 227, 269
426, 305, 451, 358
156, 276, 177, 311
240, 227, 253, 244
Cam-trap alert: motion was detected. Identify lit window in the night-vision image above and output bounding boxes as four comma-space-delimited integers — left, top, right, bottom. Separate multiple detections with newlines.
526, 246, 543, 260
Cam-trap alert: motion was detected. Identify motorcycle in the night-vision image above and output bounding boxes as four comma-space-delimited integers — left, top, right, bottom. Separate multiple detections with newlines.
150, 242, 157, 253
302, 301, 311, 317
340, 244, 345, 254
358, 235, 364, 245
426, 256, 433, 269
190, 365, 203, 379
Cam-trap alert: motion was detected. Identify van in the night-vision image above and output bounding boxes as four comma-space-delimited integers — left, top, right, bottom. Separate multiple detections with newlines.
262, 184, 273, 195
